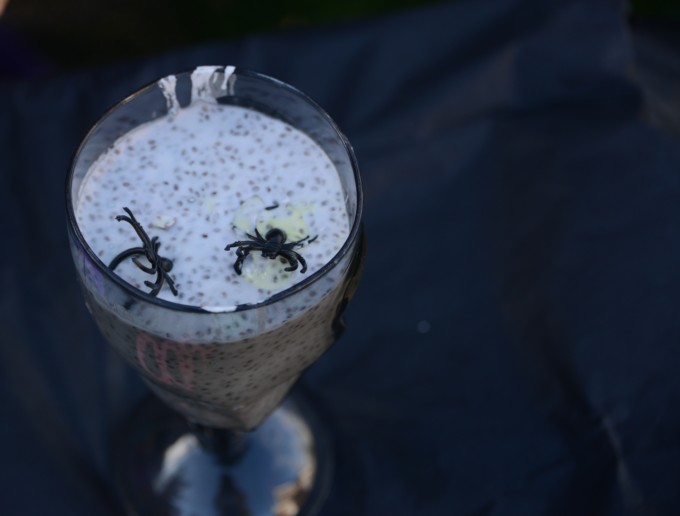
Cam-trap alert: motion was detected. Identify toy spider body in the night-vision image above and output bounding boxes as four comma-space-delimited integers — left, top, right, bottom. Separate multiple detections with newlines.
225, 228, 311, 275
109, 207, 178, 297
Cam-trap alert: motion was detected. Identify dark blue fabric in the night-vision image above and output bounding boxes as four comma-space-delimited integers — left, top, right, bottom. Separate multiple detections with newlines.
0, 26, 51, 79
2, 0, 680, 514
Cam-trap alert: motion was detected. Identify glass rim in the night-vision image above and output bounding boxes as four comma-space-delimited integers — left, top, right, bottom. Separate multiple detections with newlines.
65, 66, 363, 314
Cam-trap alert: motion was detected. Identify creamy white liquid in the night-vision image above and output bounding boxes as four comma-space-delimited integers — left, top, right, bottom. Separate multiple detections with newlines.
75, 81, 350, 312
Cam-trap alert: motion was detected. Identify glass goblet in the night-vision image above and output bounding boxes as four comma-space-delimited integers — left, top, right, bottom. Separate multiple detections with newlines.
66, 67, 363, 516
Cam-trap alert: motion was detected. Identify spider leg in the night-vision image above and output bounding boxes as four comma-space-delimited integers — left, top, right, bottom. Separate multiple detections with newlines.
297, 253, 307, 273
287, 251, 307, 273
293, 236, 310, 247
117, 208, 155, 250
150, 237, 163, 259
233, 246, 252, 275
147, 261, 166, 296
132, 256, 157, 275
114, 213, 135, 227
226, 240, 255, 251
163, 271, 179, 296
280, 250, 299, 272
109, 246, 145, 270
282, 249, 307, 273
144, 278, 162, 297
143, 265, 178, 297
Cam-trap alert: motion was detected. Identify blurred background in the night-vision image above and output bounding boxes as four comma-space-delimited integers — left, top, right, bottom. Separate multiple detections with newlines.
0, 1, 677, 72
0, 0, 439, 75
1, 0, 679, 138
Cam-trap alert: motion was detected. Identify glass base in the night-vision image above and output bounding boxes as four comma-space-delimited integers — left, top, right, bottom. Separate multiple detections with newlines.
112, 392, 332, 516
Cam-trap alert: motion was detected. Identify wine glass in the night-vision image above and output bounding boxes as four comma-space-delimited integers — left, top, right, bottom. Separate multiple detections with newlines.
66, 67, 363, 516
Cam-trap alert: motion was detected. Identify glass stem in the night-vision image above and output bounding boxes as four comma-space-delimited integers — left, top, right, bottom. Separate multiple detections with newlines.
188, 421, 248, 464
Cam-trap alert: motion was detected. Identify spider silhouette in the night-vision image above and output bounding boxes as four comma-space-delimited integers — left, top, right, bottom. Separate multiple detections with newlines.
225, 228, 314, 275
109, 207, 178, 297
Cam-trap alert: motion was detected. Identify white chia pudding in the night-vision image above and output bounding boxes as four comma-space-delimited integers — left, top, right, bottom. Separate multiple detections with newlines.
70, 67, 362, 430
76, 93, 350, 310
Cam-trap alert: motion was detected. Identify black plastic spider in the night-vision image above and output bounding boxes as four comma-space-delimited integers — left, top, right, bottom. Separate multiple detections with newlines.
109, 207, 178, 297
225, 228, 314, 275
